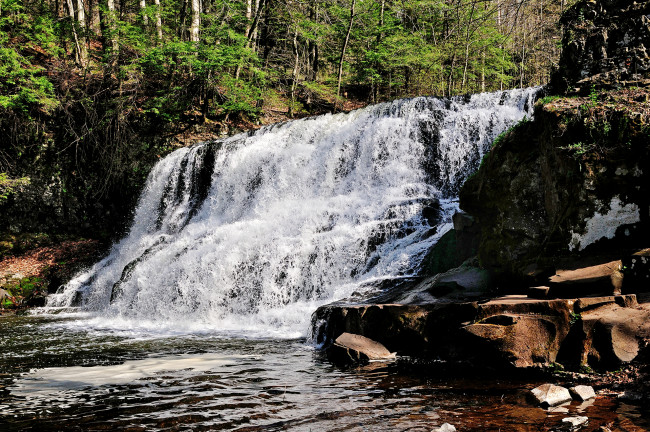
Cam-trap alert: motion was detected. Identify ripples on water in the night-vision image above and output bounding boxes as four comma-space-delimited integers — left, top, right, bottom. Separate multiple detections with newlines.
1, 315, 649, 431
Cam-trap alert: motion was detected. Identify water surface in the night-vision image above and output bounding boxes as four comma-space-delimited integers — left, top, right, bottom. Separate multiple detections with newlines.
2, 314, 648, 431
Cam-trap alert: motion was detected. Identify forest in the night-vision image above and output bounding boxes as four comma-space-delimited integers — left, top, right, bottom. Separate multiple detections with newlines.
0, 0, 573, 235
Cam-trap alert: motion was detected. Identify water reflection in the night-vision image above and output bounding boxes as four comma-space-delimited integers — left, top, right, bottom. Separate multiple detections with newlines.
1, 315, 649, 431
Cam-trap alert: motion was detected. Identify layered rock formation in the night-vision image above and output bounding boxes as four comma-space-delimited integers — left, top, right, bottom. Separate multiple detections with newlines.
312, 294, 650, 370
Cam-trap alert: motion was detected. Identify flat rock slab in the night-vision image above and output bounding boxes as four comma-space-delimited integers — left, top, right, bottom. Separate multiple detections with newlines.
575, 295, 637, 311
570, 385, 596, 401
327, 333, 396, 365
531, 384, 572, 407
550, 260, 621, 284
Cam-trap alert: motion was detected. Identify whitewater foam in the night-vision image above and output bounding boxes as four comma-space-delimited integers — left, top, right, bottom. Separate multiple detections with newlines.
47, 88, 539, 337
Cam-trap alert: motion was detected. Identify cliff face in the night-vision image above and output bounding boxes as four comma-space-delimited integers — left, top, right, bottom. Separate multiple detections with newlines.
459, 0, 650, 282
459, 90, 650, 280
551, 0, 650, 93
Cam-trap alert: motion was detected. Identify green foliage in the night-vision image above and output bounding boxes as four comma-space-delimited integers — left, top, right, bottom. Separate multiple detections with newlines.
579, 364, 594, 374
0, 173, 29, 203
0, 0, 59, 114
538, 95, 561, 105
0, 0, 573, 236
560, 141, 595, 158
569, 311, 582, 325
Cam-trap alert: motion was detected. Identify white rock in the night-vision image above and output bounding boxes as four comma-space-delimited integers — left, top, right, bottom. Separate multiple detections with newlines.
568, 197, 640, 251
562, 416, 589, 429
570, 385, 596, 401
531, 383, 572, 407
432, 423, 456, 432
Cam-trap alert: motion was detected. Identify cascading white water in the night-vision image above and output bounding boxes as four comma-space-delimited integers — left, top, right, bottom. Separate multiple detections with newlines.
47, 88, 539, 337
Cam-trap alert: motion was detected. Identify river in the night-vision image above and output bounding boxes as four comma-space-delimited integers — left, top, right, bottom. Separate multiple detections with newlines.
2, 314, 648, 431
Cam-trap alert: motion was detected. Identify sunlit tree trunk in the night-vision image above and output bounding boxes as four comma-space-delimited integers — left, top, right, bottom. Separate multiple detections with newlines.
65, 0, 82, 64
139, 0, 148, 26
103, 0, 118, 61
289, 28, 299, 118
235, 0, 265, 79
190, 0, 200, 43
154, 0, 162, 40
336, 0, 356, 107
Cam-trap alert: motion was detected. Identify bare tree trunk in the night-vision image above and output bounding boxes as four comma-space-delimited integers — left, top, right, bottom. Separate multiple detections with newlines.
235, 0, 266, 79
520, 25, 526, 88
76, 0, 88, 66
336, 0, 356, 108
244, 0, 253, 38
372, 0, 385, 103
140, 0, 148, 26
447, 52, 456, 96
251, 0, 261, 51
481, 51, 486, 92
154, 0, 162, 40
307, 2, 318, 81
235, 0, 254, 80
105, 0, 118, 60
179, 0, 187, 39
461, 2, 476, 91
190, 0, 200, 42
65, 0, 82, 64
289, 29, 299, 118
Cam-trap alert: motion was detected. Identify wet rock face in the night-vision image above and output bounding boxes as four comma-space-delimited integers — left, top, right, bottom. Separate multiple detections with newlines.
551, 0, 650, 93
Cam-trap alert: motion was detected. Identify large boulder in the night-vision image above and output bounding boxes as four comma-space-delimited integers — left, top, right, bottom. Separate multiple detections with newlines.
463, 314, 566, 368
550, 0, 650, 93
459, 91, 650, 284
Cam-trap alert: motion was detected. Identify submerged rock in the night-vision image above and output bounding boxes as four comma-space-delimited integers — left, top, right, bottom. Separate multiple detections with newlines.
561, 416, 589, 430
531, 384, 572, 407
431, 423, 456, 432
326, 333, 396, 365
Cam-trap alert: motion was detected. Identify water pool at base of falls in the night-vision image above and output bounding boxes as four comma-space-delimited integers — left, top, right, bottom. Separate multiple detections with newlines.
2, 314, 649, 432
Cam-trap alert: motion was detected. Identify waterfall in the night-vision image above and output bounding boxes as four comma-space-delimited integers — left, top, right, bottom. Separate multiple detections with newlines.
47, 88, 539, 337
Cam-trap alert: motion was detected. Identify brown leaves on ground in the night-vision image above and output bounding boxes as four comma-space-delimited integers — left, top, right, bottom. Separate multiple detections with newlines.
0, 238, 103, 282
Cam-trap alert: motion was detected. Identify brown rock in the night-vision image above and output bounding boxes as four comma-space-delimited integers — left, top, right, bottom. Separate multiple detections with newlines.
580, 304, 650, 367
464, 314, 566, 367
528, 286, 550, 299
326, 333, 396, 365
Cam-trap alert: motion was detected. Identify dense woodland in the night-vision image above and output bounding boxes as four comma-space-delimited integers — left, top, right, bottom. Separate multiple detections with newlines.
0, 0, 574, 234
